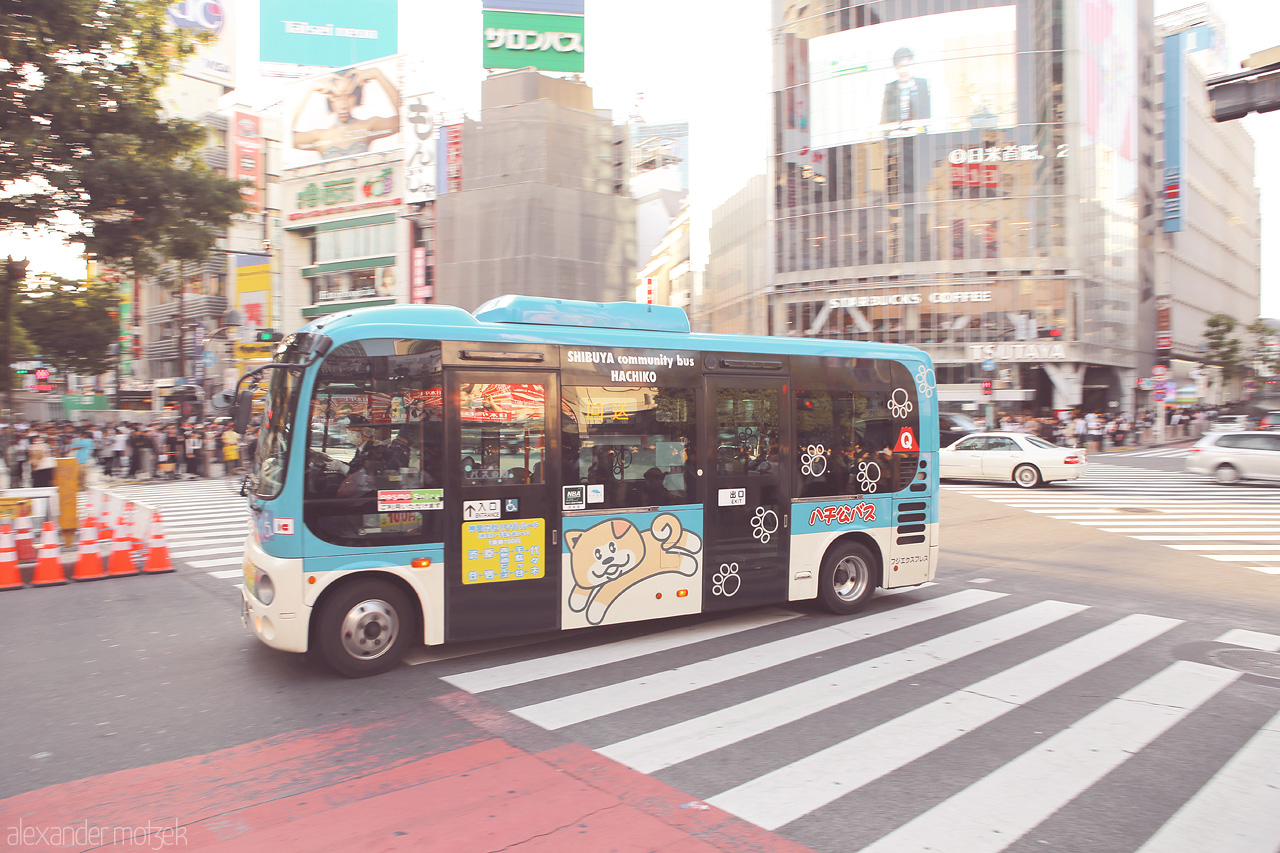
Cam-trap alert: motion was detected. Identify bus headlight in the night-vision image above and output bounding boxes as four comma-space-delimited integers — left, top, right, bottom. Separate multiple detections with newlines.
254, 568, 275, 606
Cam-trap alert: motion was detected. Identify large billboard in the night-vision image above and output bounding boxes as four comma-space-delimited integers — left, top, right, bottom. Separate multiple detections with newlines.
482, 9, 585, 73
284, 59, 401, 168
166, 0, 235, 86
807, 5, 1017, 148
261, 0, 398, 67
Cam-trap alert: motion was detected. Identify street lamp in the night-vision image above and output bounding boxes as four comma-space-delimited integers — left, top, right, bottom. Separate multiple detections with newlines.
203, 307, 243, 402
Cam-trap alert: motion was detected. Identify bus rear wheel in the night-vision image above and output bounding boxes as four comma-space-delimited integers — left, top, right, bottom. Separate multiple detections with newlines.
818, 541, 878, 615
315, 580, 413, 678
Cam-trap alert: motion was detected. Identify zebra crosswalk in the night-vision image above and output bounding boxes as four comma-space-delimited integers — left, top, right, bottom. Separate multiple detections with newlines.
1106, 445, 1193, 459
945, 465, 1280, 575
425, 585, 1280, 852
97, 478, 249, 583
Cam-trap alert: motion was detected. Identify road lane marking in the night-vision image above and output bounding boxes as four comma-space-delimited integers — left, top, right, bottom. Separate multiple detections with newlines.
509, 589, 1006, 730
443, 609, 801, 692
854, 660, 1243, 853
704, 613, 1181, 829
602, 600, 1089, 774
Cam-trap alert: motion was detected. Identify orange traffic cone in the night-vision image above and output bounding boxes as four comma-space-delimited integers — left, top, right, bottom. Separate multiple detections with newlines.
106, 516, 139, 577
124, 502, 144, 561
71, 519, 107, 582
30, 521, 67, 587
0, 525, 22, 591
14, 512, 36, 563
142, 513, 175, 574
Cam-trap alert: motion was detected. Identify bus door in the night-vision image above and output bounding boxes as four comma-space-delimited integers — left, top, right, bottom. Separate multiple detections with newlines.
444, 370, 561, 642
704, 377, 792, 611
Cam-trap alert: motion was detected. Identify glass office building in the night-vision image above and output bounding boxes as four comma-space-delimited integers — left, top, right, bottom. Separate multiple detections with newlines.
769, 0, 1159, 414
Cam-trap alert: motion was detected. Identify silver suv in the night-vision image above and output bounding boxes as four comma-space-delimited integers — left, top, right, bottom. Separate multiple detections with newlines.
1185, 431, 1280, 484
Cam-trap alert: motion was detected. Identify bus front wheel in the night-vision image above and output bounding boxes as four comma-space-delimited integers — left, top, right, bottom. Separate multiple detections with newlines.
818, 541, 878, 615
315, 579, 413, 678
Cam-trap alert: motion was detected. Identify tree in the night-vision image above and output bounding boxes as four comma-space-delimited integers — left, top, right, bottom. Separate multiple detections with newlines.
0, 1, 245, 271
1246, 318, 1280, 376
16, 276, 119, 376
1203, 314, 1243, 393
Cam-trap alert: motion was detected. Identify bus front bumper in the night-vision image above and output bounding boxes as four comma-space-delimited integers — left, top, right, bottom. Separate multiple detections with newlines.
242, 538, 310, 654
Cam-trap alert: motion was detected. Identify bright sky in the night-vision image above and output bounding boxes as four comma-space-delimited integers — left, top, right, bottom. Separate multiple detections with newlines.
2, 0, 1276, 317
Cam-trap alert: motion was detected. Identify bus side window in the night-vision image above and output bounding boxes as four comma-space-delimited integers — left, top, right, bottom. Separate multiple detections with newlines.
562, 385, 696, 509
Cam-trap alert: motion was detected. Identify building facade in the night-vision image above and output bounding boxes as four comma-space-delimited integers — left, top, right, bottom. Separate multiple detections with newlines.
1155, 5, 1261, 404
768, 0, 1163, 415
631, 121, 690, 274
434, 69, 635, 310
700, 174, 769, 335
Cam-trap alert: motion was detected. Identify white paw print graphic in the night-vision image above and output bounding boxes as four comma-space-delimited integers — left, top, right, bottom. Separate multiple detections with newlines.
915, 365, 936, 398
888, 388, 912, 420
750, 507, 779, 544
857, 460, 881, 493
801, 444, 828, 477
713, 563, 741, 597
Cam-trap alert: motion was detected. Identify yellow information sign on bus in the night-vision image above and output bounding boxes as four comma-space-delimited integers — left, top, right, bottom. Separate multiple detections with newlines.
461, 519, 545, 584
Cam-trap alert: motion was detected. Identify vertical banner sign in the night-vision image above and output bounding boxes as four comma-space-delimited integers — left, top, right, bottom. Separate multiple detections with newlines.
402, 93, 437, 203
232, 112, 264, 213
411, 246, 428, 302
439, 124, 464, 192
193, 323, 206, 385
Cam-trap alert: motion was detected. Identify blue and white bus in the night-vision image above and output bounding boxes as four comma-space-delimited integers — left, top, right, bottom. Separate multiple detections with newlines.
234, 296, 940, 676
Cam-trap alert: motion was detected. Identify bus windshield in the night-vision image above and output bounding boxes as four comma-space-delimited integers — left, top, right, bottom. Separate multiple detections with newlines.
256, 365, 303, 499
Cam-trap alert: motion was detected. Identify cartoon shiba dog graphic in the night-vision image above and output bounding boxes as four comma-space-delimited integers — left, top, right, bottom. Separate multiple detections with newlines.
565, 513, 702, 625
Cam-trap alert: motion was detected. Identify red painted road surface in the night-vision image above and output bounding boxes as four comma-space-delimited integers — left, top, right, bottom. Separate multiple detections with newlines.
1, 690, 813, 853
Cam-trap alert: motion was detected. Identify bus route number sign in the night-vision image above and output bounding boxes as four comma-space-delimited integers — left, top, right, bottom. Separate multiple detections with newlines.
719, 488, 746, 507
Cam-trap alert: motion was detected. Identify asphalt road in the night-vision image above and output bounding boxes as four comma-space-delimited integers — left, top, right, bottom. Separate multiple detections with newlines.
2, 457, 1278, 852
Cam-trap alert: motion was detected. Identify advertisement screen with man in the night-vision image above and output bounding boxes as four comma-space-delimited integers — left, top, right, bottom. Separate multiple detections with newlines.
807, 5, 1017, 148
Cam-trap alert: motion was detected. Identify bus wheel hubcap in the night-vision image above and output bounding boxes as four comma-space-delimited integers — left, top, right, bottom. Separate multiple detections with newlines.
341, 599, 398, 660
834, 557, 868, 601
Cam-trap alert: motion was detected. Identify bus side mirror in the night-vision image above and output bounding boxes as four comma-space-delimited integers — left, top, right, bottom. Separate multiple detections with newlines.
232, 389, 254, 435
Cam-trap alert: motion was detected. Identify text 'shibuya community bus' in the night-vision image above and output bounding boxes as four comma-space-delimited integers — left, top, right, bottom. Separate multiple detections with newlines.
230, 296, 940, 676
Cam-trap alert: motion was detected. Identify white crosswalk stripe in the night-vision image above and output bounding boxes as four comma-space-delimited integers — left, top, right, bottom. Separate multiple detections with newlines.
90, 479, 248, 582
944, 465, 1280, 574
1106, 446, 1193, 459
428, 587, 1280, 851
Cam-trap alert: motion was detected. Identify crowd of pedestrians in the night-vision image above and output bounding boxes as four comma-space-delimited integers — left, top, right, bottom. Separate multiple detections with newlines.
0, 419, 258, 490
978, 404, 1224, 450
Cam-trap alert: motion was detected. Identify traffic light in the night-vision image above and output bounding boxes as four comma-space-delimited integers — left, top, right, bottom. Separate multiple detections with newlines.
256, 329, 283, 343
34, 368, 49, 381
981, 380, 993, 396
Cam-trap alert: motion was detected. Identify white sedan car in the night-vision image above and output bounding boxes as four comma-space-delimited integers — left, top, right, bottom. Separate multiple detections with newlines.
939, 432, 1088, 488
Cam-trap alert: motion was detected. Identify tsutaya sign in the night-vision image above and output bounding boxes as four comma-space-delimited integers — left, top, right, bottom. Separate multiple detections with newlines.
969, 343, 1067, 361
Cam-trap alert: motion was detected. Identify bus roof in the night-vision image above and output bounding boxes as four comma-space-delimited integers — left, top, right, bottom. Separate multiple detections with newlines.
301, 296, 931, 365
